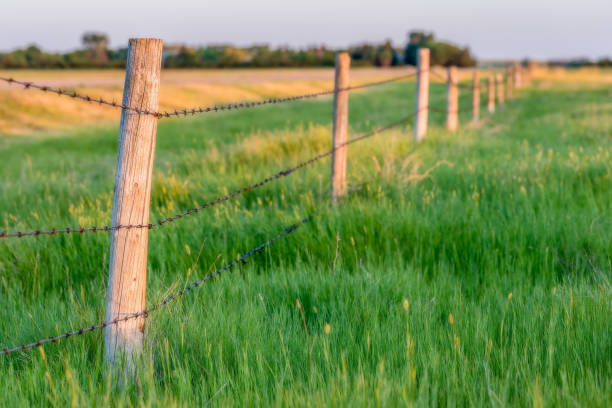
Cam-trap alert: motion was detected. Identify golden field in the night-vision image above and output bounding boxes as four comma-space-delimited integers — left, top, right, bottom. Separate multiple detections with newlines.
0, 66, 609, 135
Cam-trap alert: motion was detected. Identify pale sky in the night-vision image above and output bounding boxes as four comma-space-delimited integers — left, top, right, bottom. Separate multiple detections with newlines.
2, 0, 611, 60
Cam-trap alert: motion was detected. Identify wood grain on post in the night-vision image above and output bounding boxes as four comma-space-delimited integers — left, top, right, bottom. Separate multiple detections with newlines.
472, 70, 480, 123
446, 66, 458, 131
488, 76, 495, 114
414, 48, 430, 141
496, 73, 505, 107
105, 38, 163, 376
331, 52, 350, 203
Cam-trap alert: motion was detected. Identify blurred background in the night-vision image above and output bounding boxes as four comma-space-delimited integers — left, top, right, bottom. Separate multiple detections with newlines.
1, 0, 611, 69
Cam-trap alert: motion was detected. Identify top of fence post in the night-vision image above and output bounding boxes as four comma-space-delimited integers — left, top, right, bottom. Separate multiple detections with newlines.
331, 52, 351, 203
414, 48, 430, 142
447, 66, 458, 131
472, 70, 480, 123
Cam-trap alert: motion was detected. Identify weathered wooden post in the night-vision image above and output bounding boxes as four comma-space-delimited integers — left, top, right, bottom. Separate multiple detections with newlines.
506, 67, 513, 100
472, 70, 480, 123
331, 52, 350, 203
488, 76, 495, 114
446, 66, 458, 131
105, 38, 163, 377
414, 48, 430, 141
513, 62, 522, 88
496, 73, 505, 107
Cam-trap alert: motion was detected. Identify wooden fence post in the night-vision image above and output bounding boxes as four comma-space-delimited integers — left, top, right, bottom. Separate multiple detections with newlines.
446, 66, 458, 131
513, 62, 522, 88
488, 76, 495, 114
414, 48, 430, 141
331, 52, 350, 203
105, 38, 163, 378
506, 67, 513, 100
496, 73, 505, 107
472, 70, 480, 123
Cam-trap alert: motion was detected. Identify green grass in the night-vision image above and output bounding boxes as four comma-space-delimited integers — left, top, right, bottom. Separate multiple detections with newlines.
0, 78, 611, 406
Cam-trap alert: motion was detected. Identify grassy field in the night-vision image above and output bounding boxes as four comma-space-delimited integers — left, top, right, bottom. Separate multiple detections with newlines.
0, 68, 611, 406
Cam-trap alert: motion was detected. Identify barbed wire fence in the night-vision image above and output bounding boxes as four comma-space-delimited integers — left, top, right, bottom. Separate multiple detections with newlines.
0, 40, 531, 362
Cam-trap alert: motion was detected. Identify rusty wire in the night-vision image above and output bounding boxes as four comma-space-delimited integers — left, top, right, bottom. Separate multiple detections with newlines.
0, 71, 417, 119
0, 115, 414, 240
0, 216, 309, 356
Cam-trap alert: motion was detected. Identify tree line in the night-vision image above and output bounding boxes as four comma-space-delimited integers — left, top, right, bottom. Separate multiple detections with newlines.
0, 31, 478, 69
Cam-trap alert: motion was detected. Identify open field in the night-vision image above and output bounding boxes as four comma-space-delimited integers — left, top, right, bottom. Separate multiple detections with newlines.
0, 68, 611, 406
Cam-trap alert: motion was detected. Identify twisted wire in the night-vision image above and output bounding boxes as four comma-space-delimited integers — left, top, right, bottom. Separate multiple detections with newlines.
1, 72, 417, 119
0, 216, 309, 356
1, 115, 413, 239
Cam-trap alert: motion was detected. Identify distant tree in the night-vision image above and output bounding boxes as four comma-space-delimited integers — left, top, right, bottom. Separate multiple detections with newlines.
404, 31, 435, 65
349, 44, 376, 67
375, 40, 396, 67
164, 46, 198, 68
404, 31, 475, 67
81, 32, 109, 65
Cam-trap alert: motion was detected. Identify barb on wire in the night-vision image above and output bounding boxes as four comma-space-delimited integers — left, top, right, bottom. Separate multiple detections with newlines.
1, 115, 413, 240
1, 216, 310, 356
1, 72, 417, 119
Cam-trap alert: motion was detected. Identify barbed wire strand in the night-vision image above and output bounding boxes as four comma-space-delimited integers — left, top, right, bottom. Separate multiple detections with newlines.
157, 72, 419, 118
429, 70, 476, 91
1, 114, 416, 239
0, 71, 417, 119
0, 216, 310, 356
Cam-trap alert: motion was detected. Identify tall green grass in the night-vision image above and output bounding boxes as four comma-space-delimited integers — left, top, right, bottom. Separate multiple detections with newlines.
0, 79, 610, 406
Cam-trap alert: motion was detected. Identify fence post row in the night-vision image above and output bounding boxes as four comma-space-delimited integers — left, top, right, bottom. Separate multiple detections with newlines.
488, 76, 495, 114
472, 70, 480, 123
414, 48, 430, 142
104, 38, 163, 378
331, 52, 351, 203
496, 73, 505, 107
446, 66, 458, 131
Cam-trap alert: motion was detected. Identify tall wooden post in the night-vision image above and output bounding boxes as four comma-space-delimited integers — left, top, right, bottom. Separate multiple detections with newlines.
472, 70, 480, 123
414, 48, 430, 141
446, 66, 458, 131
506, 67, 513, 100
488, 76, 495, 114
496, 73, 505, 107
513, 62, 522, 88
105, 38, 163, 377
331, 52, 350, 203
